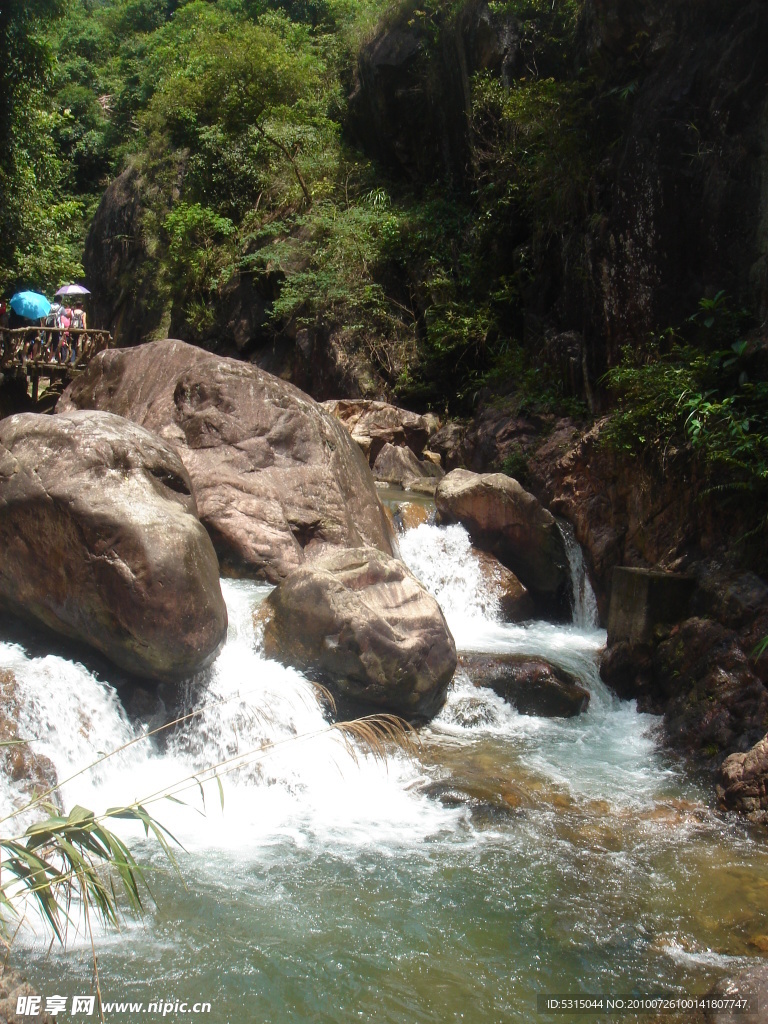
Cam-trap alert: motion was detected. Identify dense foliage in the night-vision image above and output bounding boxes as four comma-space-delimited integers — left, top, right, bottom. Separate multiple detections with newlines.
1, 0, 602, 414
4, 0, 766, 529
603, 294, 768, 547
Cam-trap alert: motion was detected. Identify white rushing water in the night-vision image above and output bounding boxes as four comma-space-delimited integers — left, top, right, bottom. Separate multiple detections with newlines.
7, 520, 765, 1024
0, 521, 693, 952
0, 523, 682, 842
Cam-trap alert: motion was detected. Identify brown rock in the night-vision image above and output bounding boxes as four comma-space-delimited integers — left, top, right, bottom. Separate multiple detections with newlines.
0, 968, 53, 1023
602, 616, 768, 758
258, 547, 457, 718
393, 502, 431, 532
717, 733, 768, 818
0, 669, 59, 806
704, 961, 768, 1022
436, 468, 569, 616
322, 398, 430, 462
473, 549, 535, 622
459, 653, 590, 717
372, 442, 444, 488
59, 340, 395, 582
429, 421, 467, 470
0, 410, 227, 682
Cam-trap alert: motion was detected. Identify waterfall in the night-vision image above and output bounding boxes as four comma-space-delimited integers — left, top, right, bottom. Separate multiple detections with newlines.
0, 580, 455, 862
558, 519, 600, 630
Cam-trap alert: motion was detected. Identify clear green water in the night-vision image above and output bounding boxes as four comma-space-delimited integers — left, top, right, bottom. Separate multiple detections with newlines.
4, 525, 768, 1024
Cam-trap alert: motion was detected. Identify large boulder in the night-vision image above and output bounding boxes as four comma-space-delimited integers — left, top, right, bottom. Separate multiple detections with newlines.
435, 469, 569, 616
372, 442, 444, 489
58, 340, 396, 583
459, 653, 590, 717
258, 547, 457, 718
322, 399, 431, 462
717, 734, 768, 820
473, 549, 535, 623
0, 411, 227, 682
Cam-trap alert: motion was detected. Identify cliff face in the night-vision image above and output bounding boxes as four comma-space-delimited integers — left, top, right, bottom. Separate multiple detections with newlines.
348, 0, 521, 187
83, 165, 168, 347
350, 0, 768, 385
581, 0, 768, 366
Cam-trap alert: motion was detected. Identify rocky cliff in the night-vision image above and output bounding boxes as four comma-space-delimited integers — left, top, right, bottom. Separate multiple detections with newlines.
350, 0, 768, 391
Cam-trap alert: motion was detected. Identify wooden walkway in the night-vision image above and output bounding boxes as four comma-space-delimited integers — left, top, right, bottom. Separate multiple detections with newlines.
0, 326, 112, 401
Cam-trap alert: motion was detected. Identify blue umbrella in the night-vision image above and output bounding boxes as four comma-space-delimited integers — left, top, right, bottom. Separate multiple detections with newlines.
10, 291, 51, 320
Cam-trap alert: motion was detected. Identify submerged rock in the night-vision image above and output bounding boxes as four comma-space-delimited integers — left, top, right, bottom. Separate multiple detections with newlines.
459, 653, 590, 717
258, 547, 457, 718
717, 734, 768, 821
436, 469, 569, 617
322, 398, 430, 462
0, 411, 227, 682
392, 501, 431, 533
59, 340, 395, 582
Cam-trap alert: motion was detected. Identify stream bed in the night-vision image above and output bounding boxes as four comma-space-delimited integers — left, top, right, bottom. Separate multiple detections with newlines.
3, 514, 768, 1023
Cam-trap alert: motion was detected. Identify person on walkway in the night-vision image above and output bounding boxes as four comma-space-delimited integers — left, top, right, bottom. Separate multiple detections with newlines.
58, 307, 72, 363
45, 303, 62, 361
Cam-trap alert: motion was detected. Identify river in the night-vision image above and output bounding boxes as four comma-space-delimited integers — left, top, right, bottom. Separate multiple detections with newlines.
2, 513, 768, 1023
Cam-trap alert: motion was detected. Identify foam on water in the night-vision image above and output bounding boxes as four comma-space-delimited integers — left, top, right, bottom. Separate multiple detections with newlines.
400, 521, 682, 809
0, 578, 461, 872
5, 524, 766, 1017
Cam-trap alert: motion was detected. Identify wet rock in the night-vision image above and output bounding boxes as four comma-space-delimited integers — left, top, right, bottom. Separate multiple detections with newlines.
607, 566, 695, 644
0, 968, 53, 1023
258, 547, 457, 718
704, 961, 768, 1022
436, 468, 569, 617
59, 339, 395, 583
0, 669, 58, 806
322, 398, 430, 462
0, 410, 228, 682
372, 442, 444, 489
602, 617, 768, 758
459, 653, 590, 717
393, 501, 431, 533
526, 417, 703, 620
717, 734, 768, 820
473, 549, 535, 622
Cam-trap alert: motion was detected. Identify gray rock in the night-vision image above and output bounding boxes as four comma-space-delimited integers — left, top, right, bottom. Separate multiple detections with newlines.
459, 653, 590, 717
59, 340, 396, 583
258, 547, 457, 718
0, 410, 227, 682
436, 468, 569, 617
373, 442, 444, 489
607, 566, 696, 645
473, 549, 535, 622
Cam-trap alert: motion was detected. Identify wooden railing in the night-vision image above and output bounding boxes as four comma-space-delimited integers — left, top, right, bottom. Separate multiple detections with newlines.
0, 326, 112, 371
